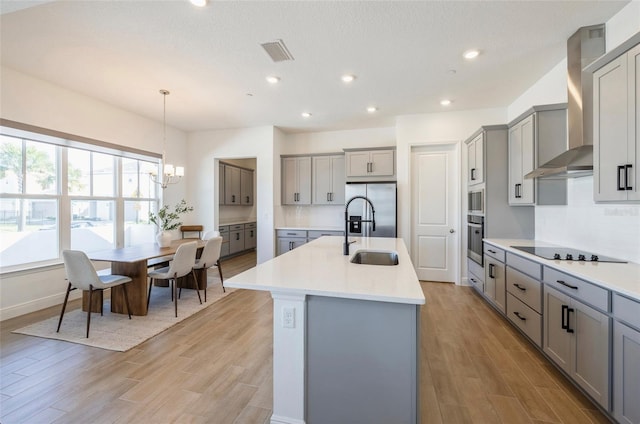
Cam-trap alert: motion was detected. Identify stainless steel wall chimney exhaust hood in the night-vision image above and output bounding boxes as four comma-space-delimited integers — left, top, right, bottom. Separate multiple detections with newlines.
526, 24, 605, 180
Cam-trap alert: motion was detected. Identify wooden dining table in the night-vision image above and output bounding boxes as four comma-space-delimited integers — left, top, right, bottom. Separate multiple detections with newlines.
88, 238, 206, 316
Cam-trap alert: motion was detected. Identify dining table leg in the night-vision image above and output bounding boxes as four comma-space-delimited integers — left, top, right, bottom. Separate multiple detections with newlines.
110, 260, 148, 316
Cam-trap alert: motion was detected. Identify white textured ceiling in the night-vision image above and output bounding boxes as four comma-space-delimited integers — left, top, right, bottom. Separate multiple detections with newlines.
0, 0, 629, 133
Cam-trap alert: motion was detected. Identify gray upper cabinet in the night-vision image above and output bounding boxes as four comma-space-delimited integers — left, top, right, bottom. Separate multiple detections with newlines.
345, 149, 395, 178
593, 43, 640, 202
508, 105, 568, 206
240, 168, 254, 206
467, 132, 484, 186
219, 164, 226, 206
312, 155, 345, 205
224, 164, 241, 205
282, 156, 312, 205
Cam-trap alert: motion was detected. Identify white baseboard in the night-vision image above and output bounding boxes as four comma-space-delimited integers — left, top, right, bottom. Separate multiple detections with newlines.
270, 414, 305, 424
0, 290, 81, 322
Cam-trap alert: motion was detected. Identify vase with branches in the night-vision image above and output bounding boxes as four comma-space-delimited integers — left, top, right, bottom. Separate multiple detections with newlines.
149, 199, 194, 246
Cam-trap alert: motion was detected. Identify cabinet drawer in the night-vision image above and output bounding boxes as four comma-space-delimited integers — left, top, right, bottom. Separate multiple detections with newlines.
276, 229, 307, 238
507, 252, 542, 280
468, 259, 485, 284
507, 292, 542, 347
484, 245, 505, 262
308, 230, 343, 239
613, 293, 640, 331
218, 225, 230, 234
543, 267, 609, 312
468, 270, 484, 293
230, 224, 244, 231
244, 222, 256, 229
506, 267, 542, 313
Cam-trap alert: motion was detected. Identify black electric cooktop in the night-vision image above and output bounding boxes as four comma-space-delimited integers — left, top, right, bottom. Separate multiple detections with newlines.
511, 246, 627, 263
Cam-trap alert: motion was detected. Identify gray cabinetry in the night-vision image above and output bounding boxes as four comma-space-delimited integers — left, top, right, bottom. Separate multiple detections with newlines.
219, 225, 230, 257
484, 252, 505, 313
344, 148, 395, 178
244, 222, 256, 250
508, 104, 568, 206
543, 284, 610, 410
613, 293, 640, 424
592, 42, 640, 202
240, 169, 254, 206
229, 224, 245, 255
224, 165, 241, 205
467, 132, 484, 185
467, 259, 484, 293
282, 156, 312, 205
276, 229, 307, 256
306, 295, 418, 423
505, 259, 543, 347
312, 155, 345, 205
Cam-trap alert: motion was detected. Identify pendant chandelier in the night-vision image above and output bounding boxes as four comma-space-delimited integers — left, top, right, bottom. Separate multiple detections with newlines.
149, 89, 184, 189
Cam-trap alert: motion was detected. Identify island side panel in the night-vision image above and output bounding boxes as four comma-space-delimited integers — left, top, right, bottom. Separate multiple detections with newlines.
306, 295, 419, 424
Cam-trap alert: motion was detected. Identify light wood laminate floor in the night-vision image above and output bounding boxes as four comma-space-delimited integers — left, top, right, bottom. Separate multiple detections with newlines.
1, 252, 610, 423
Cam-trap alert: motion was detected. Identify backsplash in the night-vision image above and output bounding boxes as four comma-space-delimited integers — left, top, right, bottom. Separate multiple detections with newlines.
535, 177, 640, 263
279, 205, 344, 229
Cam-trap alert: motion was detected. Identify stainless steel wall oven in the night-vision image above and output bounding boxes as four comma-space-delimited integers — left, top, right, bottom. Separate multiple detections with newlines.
467, 214, 484, 266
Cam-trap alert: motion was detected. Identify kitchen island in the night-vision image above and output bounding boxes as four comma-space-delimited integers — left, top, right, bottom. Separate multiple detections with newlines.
225, 236, 425, 424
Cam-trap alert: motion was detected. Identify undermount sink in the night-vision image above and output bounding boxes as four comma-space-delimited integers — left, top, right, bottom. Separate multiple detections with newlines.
350, 250, 399, 266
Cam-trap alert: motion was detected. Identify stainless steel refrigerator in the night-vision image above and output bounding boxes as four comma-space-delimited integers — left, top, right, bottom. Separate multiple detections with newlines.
345, 182, 397, 238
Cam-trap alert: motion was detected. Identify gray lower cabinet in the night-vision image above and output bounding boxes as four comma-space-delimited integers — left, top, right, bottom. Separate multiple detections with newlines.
244, 222, 256, 250
484, 256, 505, 313
219, 225, 230, 257
467, 259, 484, 293
506, 267, 543, 347
306, 295, 418, 423
276, 230, 307, 256
543, 284, 610, 410
613, 293, 640, 424
229, 224, 245, 255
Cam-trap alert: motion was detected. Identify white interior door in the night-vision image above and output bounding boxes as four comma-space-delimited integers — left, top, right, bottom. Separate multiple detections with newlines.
412, 144, 459, 283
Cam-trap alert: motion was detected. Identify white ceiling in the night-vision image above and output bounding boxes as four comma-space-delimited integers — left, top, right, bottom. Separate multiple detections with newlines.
0, 0, 629, 134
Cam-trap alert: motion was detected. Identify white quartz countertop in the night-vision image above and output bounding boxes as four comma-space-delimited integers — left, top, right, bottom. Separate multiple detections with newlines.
225, 236, 425, 305
485, 239, 640, 302
219, 220, 256, 226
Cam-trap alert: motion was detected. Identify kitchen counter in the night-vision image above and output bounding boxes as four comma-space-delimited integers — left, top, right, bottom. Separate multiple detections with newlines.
226, 236, 424, 304
219, 219, 256, 226
225, 236, 423, 423
484, 238, 640, 301
275, 225, 343, 232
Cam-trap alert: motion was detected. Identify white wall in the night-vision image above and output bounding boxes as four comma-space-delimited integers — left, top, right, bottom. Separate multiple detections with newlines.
186, 126, 276, 263
518, 3, 640, 263
0, 66, 188, 320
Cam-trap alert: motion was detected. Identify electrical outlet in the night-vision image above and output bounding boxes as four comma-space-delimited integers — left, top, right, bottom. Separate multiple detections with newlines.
282, 307, 295, 328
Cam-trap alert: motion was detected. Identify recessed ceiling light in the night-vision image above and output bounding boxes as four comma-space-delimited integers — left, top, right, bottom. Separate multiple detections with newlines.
440, 99, 452, 106
463, 49, 480, 60
301, 112, 312, 118
266, 76, 280, 84
367, 106, 378, 113
189, 0, 207, 7
341, 74, 356, 83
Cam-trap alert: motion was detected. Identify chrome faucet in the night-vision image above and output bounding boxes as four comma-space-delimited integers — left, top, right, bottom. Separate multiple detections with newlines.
344, 196, 376, 255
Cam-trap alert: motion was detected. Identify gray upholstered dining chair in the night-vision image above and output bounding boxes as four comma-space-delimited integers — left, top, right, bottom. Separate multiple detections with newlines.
59, 250, 132, 338
202, 230, 224, 292
188, 236, 224, 302
147, 241, 200, 317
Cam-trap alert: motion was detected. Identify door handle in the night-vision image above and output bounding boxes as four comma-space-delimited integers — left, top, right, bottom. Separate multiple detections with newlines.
246, 196, 250, 203
236, 233, 240, 241
449, 229, 455, 233
566, 307, 575, 333
513, 311, 527, 321
232, 194, 236, 203
327, 192, 330, 202
471, 168, 476, 180
515, 183, 522, 199
513, 283, 527, 292
488, 263, 496, 279
625, 164, 633, 190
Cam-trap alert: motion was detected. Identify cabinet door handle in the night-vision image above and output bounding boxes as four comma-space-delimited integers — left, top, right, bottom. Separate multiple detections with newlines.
625, 164, 633, 190
557, 279, 578, 290
513, 283, 526, 292
566, 307, 575, 333
232, 194, 236, 203
561, 304, 569, 330
618, 165, 627, 191
330, 192, 333, 201
471, 168, 476, 181
488, 263, 496, 279
488, 249, 496, 254
513, 311, 527, 321
470, 278, 476, 284
246, 196, 250, 203
250, 230, 253, 237
515, 183, 522, 198
236, 233, 240, 241
327, 192, 330, 202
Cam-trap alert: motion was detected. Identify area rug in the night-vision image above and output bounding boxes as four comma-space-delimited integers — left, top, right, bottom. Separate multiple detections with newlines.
12, 284, 235, 352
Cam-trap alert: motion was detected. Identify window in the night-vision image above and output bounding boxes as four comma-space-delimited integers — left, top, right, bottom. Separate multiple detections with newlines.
0, 126, 161, 272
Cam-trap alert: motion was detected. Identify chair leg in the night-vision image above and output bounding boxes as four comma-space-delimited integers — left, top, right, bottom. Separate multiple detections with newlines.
122, 283, 132, 319
56, 282, 72, 333
172, 278, 178, 318
192, 270, 202, 304
86, 285, 93, 338
147, 278, 153, 309
217, 261, 225, 293
178, 286, 182, 299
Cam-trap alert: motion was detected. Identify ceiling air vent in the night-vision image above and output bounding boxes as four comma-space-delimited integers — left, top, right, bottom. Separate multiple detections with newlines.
260, 39, 294, 62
